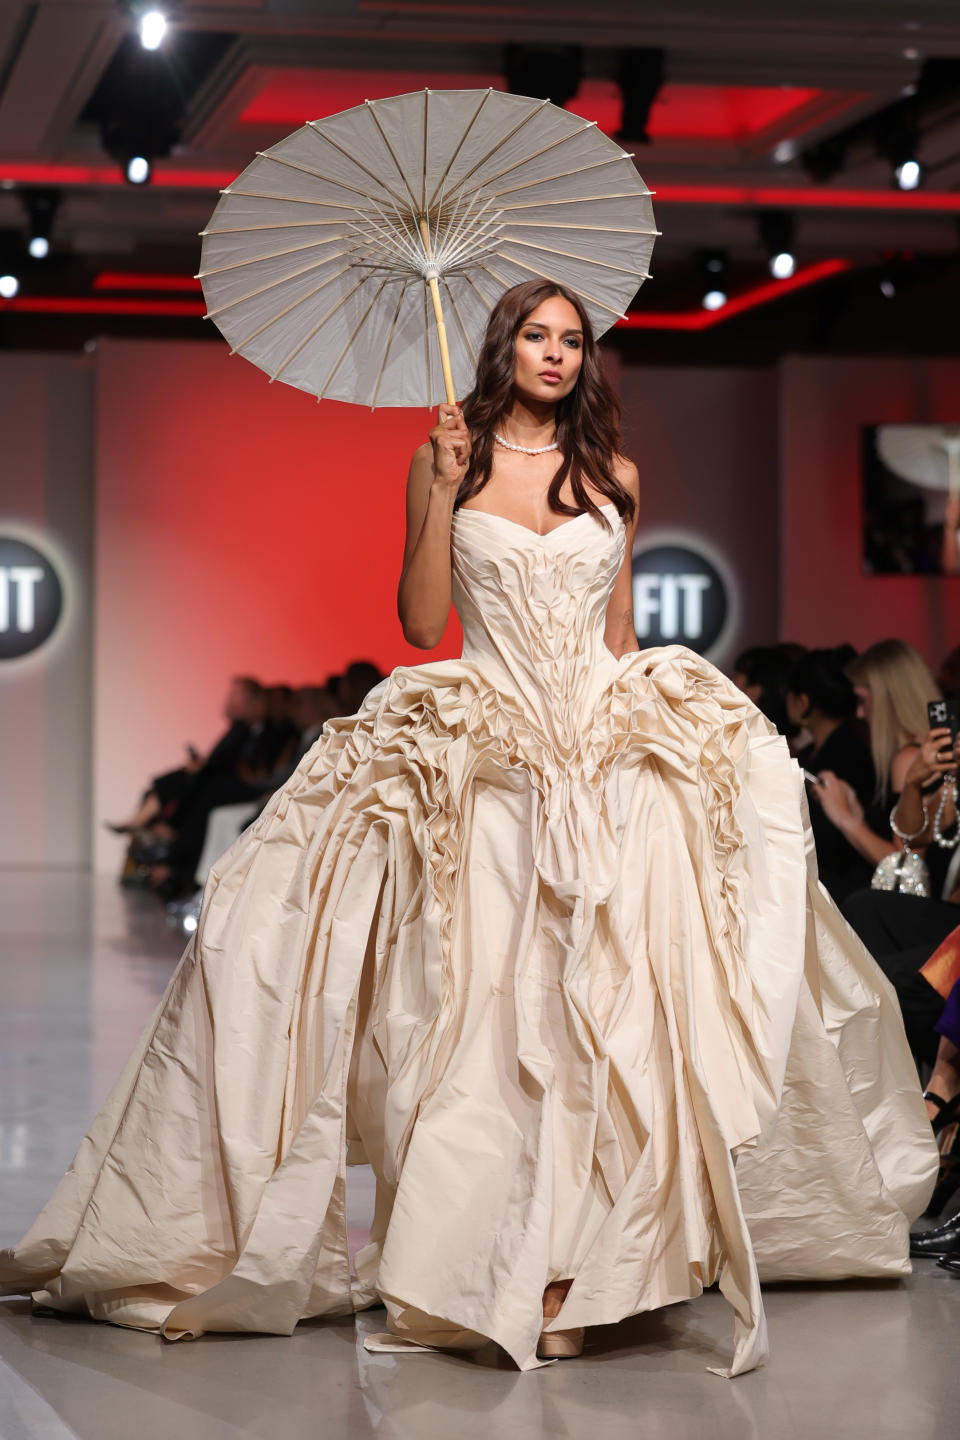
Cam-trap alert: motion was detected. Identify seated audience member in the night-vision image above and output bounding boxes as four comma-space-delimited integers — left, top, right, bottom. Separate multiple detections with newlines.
167, 685, 343, 928
338, 659, 385, 714
814, 640, 958, 1066
910, 966, 960, 1236
731, 643, 806, 745
787, 646, 876, 901
108, 676, 266, 833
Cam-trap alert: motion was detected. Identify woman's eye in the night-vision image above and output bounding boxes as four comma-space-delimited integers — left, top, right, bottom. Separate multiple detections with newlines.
523, 330, 543, 341
564, 338, 581, 349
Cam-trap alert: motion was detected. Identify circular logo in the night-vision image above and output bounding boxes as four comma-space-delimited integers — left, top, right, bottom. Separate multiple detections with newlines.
631, 543, 728, 654
0, 536, 64, 660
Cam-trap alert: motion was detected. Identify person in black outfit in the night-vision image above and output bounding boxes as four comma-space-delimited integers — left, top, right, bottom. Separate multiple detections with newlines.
108, 676, 267, 834
786, 647, 876, 902
731, 643, 806, 744
809, 640, 957, 1068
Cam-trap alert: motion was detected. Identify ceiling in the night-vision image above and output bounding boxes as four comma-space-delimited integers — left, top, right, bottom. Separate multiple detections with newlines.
1, 0, 960, 361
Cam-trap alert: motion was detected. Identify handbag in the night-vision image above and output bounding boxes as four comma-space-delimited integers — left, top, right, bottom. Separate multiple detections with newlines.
870, 847, 931, 897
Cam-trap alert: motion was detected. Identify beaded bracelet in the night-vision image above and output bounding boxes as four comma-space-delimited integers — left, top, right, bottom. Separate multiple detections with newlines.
889, 801, 927, 845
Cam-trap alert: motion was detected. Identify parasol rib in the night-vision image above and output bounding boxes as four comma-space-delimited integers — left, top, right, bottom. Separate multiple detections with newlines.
201, 219, 366, 237
450, 118, 600, 203
463, 270, 496, 317
270, 276, 369, 383
488, 154, 642, 203
203, 247, 365, 320
421, 89, 429, 216
495, 192, 653, 212
503, 220, 658, 235
317, 276, 391, 399
476, 256, 625, 318
254, 151, 398, 208
500, 237, 649, 279
441, 277, 478, 367
223, 265, 354, 351
362, 102, 422, 214
425, 88, 493, 212
215, 190, 380, 216
305, 121, 410, 211
198, 232, 353, 279
438, 97, 551, 207
370, 279, 410, 408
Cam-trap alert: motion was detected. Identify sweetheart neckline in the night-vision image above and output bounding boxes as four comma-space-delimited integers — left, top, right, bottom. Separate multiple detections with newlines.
454, 502, 620, 542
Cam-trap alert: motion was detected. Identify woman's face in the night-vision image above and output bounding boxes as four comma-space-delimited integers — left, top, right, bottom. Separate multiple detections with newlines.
853, 682, 872, 724
512, 296, 584, 406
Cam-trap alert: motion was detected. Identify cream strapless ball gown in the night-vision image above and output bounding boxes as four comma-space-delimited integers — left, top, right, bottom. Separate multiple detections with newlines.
0, 502, 938, 1376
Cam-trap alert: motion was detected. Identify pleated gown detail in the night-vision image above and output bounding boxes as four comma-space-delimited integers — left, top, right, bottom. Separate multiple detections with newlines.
0, 502, 938, 1375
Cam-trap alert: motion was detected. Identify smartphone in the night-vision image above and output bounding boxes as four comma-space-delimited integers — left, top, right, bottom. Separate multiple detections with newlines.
927, 699, 959, 749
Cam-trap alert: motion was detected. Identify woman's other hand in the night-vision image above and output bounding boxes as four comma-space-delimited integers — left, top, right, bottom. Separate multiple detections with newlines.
813, 770, 864, 833
429, 403, 471, 489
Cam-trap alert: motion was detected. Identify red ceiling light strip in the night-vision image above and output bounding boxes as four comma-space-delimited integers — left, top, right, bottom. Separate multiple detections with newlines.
2, 161, 960, 214
618, 258, 852, 331
654, 183, 960, 213
94, 271, 203, 291
0, 297, 206, 315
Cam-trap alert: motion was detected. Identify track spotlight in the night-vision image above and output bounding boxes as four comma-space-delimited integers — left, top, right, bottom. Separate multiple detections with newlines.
0, 273, 20, 298
126, 155, 151, 185
139, 11, 167, 50
876, 108, 923, 191
22, 188, 59, 259
503, 44, 583, 109
617, 48, 665, 143
894, 157, 922, 190
700, 249, 727, 310
758, 211, 796, 280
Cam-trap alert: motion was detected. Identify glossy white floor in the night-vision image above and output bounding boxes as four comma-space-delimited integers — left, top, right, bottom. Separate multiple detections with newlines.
1, 867, 958, 1440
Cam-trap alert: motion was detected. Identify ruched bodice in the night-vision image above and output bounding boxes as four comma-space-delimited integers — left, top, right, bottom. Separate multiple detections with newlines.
1, 497, 936, 1381
451, 503, 622, 740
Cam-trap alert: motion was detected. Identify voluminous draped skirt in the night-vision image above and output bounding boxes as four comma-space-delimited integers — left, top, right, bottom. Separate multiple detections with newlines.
0, 646, 938, 1375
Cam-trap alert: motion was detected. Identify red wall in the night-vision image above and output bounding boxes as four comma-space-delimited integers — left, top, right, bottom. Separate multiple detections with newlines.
93, 339, 461, 870
780, 356, 960, 666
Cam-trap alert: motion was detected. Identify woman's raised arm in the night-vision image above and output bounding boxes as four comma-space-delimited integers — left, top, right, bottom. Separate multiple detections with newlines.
397, 404, 471, 649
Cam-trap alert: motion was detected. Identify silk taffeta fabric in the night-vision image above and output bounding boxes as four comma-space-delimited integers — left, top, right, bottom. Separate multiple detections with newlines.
0, 503, 938, 1375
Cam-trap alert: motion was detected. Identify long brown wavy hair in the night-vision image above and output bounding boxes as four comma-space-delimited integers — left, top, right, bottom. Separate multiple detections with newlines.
455, 280, 634, 530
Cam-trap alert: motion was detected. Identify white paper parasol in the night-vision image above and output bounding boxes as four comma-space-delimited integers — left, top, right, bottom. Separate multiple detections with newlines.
198, 88, 657, 408
877, 425, 960, 498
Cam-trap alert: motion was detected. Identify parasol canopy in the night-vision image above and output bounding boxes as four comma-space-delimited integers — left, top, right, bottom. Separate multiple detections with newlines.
198, 88, 657, 408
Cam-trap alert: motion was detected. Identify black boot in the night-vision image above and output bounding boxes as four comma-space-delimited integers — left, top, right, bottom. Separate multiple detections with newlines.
910, 1211, 960, 1257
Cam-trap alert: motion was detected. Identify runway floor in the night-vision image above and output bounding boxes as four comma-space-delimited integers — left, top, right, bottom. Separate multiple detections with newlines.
1, 868, 958, 1440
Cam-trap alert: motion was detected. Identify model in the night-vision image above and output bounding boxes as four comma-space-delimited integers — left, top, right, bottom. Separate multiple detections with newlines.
0, 279, 938, 1376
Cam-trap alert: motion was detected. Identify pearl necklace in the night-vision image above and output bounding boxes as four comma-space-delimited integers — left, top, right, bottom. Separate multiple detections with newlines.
494, 431, 559, 455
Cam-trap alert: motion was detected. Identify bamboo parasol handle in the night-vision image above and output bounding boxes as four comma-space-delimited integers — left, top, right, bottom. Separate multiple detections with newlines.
419, 217, 457, 406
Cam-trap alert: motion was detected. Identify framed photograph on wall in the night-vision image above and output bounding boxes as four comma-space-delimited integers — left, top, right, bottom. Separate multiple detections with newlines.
862, 424, 960, 575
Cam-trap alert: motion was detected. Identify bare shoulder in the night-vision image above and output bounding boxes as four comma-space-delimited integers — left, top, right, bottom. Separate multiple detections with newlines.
613, 455, 640, 501
613, 456, 640, 524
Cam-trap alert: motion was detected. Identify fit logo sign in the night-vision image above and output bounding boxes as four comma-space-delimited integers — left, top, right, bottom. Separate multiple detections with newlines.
0, 537, 63, 659
631, 544, 728, 654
